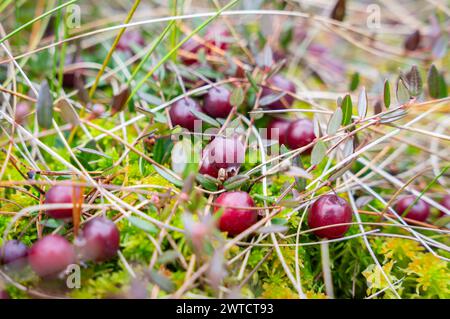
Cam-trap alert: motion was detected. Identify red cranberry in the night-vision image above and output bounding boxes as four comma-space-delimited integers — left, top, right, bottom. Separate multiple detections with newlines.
199, 152, 219, 178
80, 217, 120, 262
205, 24, 231, 51
180, 38, 203, 65
214, 191, 257, 236
116, 30, 145, 53
0, 290, 9, 299
439, 195, 450, 217
267, 117, 291, 146
0, 240, 28, 268
203, 86, 232, 118
286, 118, 316, 151
14, 102, 31, 125
203, 136, 245, 171
44, 185, 82, 219
395, 195, 430, 222
169, 98, 202, 131
261, 75, 296, 109
28, 235, 75, 277
308, 194, 352, 239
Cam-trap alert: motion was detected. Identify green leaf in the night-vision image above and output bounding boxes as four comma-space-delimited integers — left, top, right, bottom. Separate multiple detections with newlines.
405, 65, 422, 97
36, 80, 53, 129
152, 164, 183, 187
189, 106, 220, 127
245, 71, 259, 91
127, 216, 158, 234
223, 174, 249, 190
438, 73, 448, 98
259, 92, 286, 106
427, 64, 440, 99
357, 87, 368, 118
147, 269, 176, 293
383, 80, 391, 109
396, 78, 410, 104
349, 72, 360, 91
311, 141, 327, 166
196, 174, 218, 191
340, 94, 352, 126
327, 107, 342, 135
230, 87, 244, 106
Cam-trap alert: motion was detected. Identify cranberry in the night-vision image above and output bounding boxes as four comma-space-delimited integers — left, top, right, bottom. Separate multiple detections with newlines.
116, 30, 145, 53
308, 194, 352, 239
180, 37, 203, 65
261, 75, 296, 109
0, 290, 9, 299
62, 55, 84, 88
28, 235, 75, 277
267, 117, 291, 146
395, 195, 430, 222
169, 98, 202, 131
205, 24, 231, 51
80, 217, 120, 262
214, 191, 257, 236
199, 152, 219, 178
439, 195, 450, 217
286, 118, 316, 151
203, 136, 245, 171
0, 240, 28, 268
14, 102, 30, 125
44, 185, 82, 219
203, 86, 232, 118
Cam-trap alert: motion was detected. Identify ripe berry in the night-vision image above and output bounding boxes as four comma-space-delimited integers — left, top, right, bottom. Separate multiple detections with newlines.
0, 240, 28, 269
28, 235, 75, 277
395, 195, 430, 222
80, 217, 120, 262
0, 290, 9, 299
205, 24, 231, 51
169, 98, 202, 131
308, 194, 352, 239
44, 185, 82, 219
180, 38, 203, 65
267, 117, 291, 146
203, 136, 245, 171
199, 152, 219, 178
203, 86, 232, 118
214, 191, 257, 236
286, 118, 316, 151
439, 195, 450, 217
116, 30, 145, 53
261, 75, 296, 109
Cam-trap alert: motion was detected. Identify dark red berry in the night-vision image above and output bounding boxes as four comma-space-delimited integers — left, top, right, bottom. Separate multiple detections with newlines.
0, 240, 28, 269
199, 151, 219, 178
169, 98, 202, 131
267, 117, 291, 146
62, 55, 84, 88
0, 290, 9, 299
286, 118, 316, 151
214, 191, 257, 236
80, 217, 120, 262
116, 30, 145, 53
28, 235, 75, 277
308, 194, 352, 239
261, 75, 296, 109
395, 195, 430, 222
439, 195, 450, 217
44, 185, 82, 219
205, 24, 231, 51
203, 136, 245, 171
203, 86, 232, 118
180, 38, 203, 65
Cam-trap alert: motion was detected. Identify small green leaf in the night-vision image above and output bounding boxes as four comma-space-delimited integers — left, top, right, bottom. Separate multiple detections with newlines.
405, 65, 422, 97
438, 73, 448, 98
152, 164, 183, 187
36, 80, 53, 129
230, 87, 244, 106
427, 64, 440, 98
223, 174, 249, 190
196, 174, 218, 191
147, 269, 176, 293
396, 78, 410, 104
245, 71, 259, 91
349, 72, 360, 91
189, 107, 220, 127
127, 216, 158, 234
311, 141, 327, 166
340, 94, 352, 126
259, 92, 286, 106
327, 108, 342, 135
357, 87, 368, 118
383, 80, 391, 109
